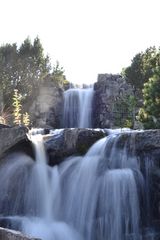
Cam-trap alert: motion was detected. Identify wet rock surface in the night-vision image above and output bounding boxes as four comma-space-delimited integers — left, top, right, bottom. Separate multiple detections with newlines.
115, 130, 160, 227
0, 227, 39, 240
115, 130, 160, 152
1, 127, 160, 239
44, 128, 105, 165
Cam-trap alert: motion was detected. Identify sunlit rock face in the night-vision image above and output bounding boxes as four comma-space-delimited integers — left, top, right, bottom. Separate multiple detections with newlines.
29, 77, 64, 129
93, 74, 133, 128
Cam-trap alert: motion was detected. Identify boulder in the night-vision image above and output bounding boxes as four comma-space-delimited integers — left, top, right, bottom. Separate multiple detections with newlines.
93, 74, 133, 128
115, 130, 160, 153
0, 227, 39, 240
0, 126, 29, 158
44, 128, 105, 165
29, 77, 64, 128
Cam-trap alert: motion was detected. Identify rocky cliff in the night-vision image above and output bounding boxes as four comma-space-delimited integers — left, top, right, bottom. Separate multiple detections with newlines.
29, 77, 64, 128
27, 73, 135, 129
93, 74, 133, 128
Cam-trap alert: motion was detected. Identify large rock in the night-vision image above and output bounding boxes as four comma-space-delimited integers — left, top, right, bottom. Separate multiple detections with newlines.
0, 227, 39, 240
29, 77, 64, 128
93, 74, 133, 128
114, 130, 160, 153
0, 126, 28, 158
44, 128, 105, 165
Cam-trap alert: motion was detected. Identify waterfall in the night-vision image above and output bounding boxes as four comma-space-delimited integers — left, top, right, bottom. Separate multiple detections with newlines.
63, 88, 94, 128
0, 131, 156, 240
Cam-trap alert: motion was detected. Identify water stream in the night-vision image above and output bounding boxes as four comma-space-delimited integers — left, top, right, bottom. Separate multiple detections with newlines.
0, 131, 157, 240
63, 88, 94, 128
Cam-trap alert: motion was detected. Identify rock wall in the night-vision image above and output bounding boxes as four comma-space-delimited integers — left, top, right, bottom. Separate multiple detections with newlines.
27, 73, 134, 129
93, 74, 133, 128
44, 128, 105, 165
29, 77, 64, 128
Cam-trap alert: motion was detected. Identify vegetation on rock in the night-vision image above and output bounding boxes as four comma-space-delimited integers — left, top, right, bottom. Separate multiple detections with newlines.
123, 46, 159, 97
137, 70, 160, 129
0, 36, 160, 129
0, 37, 66, 126
123, 46, 160, 129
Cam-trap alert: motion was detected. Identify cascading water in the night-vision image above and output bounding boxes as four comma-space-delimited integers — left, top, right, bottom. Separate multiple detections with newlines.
0, 131, 156, 240
63, 88, 94, 128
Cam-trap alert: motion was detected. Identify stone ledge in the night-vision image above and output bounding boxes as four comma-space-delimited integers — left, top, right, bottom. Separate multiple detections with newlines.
0, 126, 28, 158
0, 227, 39, 240
44, 128, 105, 165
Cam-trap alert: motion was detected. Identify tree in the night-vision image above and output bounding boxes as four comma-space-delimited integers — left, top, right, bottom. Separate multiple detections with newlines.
123, 47, 159, 98
0, 43, 19, 108
0, 37, 66, 126
113, 95, 137, 128
137, 70, 160, 129
18, 37, 51, 98
123, 53, 144, 95
52, 61, 65, 84
0, 37, 56, 110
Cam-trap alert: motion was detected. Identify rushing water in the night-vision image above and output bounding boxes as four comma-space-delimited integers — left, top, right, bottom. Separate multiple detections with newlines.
63, 88, 94, 128
0, 131, 156, 240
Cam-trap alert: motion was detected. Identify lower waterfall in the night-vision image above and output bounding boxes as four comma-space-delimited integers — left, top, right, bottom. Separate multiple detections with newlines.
0, 131, 156, 240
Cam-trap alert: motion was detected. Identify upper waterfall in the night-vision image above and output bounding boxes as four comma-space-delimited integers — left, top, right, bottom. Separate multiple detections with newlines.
63, 88, 94, 128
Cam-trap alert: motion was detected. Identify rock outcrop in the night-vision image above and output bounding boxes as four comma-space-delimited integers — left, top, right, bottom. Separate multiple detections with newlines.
0, 126, 29, 158
106, 129, 160, 226
114, 130, 160, 152
0, 227, 39, 240
93, 74, 133, 128
29, 77, 64, 128
44, 128, 105, 165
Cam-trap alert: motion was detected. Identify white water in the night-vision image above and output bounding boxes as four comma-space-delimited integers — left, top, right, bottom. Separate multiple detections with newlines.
0, 132, 146, 240
63, 88, 94, 128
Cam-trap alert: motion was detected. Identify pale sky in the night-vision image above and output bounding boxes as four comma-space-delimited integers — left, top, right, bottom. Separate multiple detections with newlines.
0, 0, 160, 84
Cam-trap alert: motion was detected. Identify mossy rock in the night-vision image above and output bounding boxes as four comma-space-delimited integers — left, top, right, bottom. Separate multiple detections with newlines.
76, 130, 105, 155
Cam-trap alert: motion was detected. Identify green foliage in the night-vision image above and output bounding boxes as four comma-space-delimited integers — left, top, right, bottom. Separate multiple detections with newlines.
52, 61, 66, 85
0, 37, 64, 111
12, 89, 22, 125
113, 95, 137, 128
12, 89, 31, 126
137, 71, 160, 129
122, 46, 160, 129
23, 112, 30, 127
123, 119, 133, 128
123, 46, 159, 97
